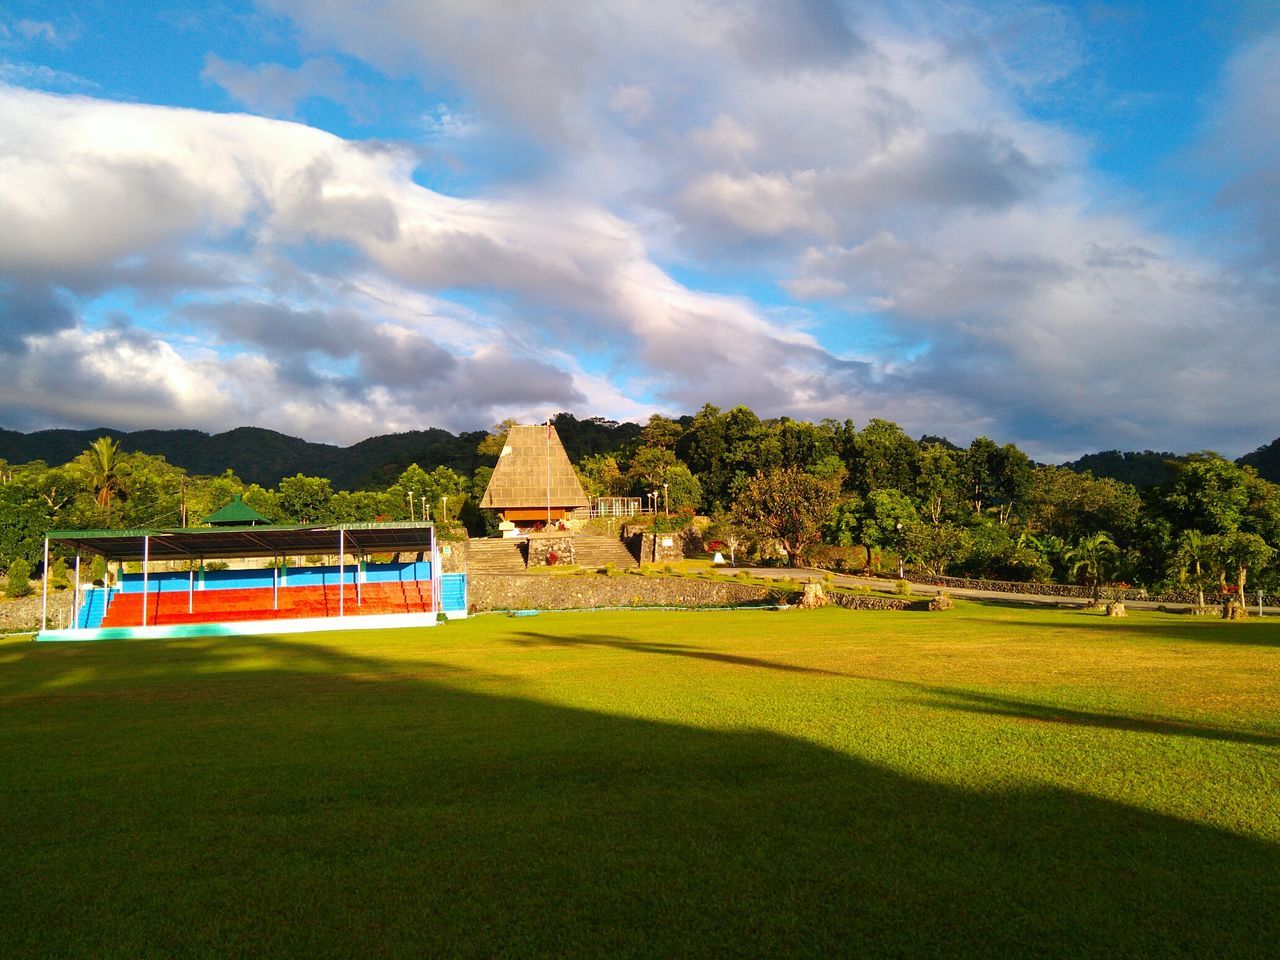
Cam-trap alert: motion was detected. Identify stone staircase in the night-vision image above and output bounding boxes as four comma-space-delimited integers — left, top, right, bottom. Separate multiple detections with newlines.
465, 535, 639, 573
573, 535, 640, 569
465, 539, 528, 574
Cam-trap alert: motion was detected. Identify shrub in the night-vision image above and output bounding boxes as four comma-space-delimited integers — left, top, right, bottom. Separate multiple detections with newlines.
894, 579, 912, 597
546, 550, 559, 566
206, 560, 230, 572
49, 558, 70, 591
5, 558, 33, 598
88, 556, 106, 585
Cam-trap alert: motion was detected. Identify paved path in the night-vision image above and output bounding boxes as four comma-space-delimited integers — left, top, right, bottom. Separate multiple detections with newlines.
730, 566, 1278, 615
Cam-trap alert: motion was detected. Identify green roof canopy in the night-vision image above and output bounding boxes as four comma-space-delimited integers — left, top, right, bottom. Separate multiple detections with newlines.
45, 522, 436, 562
203, 494, 272, 526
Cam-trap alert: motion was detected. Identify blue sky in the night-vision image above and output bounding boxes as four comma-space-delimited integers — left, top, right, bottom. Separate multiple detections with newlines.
0, 0, 1277, 459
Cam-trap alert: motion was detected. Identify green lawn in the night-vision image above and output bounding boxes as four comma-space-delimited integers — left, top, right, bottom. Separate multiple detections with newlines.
2, 604, 1278, 958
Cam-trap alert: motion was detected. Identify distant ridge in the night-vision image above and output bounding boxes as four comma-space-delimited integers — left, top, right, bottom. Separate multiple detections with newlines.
0, 415, 640, 489
2, 419, 1274, 489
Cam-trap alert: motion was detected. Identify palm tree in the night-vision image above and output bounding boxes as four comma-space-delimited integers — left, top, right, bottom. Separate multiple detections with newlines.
1065, 532, 1118, 604
72, 436, 128, 521
1167, 529, 1210, 613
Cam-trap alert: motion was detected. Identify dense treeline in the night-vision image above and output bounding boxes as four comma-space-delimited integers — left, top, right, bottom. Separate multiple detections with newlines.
3, 405, 1279, 600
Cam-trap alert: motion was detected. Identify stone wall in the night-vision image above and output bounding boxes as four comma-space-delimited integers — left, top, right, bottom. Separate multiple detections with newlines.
469, 574, 777, 611
911, 573, 1279, 606
0, 592, 56, 633
829, 592, 912, 611
526, 534, 575, 567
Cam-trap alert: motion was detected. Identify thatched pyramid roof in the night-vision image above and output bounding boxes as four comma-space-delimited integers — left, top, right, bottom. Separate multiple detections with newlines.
480, 424, 589, 509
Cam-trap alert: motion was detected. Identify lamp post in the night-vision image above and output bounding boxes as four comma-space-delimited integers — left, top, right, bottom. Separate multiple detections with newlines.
895, 522, 905, 579
407, 492, 415, 522
441, 496, 448, 524
422, 495, 429, 522
663, 482, 669, 518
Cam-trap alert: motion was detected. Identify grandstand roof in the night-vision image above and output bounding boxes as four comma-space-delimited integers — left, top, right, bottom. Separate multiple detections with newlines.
45, 522, 435, 562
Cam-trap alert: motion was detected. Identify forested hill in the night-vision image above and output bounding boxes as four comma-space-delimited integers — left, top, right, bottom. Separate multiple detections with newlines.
1, 416, 1276, 488
1059, 451, 1183, 489
0, 415, 642, 489
1064, 440, 1280, 488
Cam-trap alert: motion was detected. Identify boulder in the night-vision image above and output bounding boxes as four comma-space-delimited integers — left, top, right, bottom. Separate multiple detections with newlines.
928, 592, 954, 611
798, 581, 829, 609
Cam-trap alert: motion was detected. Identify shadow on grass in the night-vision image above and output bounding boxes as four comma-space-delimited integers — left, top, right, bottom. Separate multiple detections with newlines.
909, 685, 1280, 747
1, 633, 1277, 958
965, 613, 1280, 648
506, 630, 853, 676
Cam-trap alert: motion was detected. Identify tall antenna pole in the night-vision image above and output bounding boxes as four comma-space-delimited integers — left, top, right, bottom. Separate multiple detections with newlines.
546, 417, 552, 525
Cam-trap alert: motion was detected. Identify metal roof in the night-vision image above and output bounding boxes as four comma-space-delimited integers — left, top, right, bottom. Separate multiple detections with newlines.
45, 522, 436, 561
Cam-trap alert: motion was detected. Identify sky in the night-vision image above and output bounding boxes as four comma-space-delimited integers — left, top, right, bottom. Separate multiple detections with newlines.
0, 0, 1277, 460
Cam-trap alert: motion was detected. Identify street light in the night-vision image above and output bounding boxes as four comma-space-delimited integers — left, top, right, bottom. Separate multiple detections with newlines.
663, 482, 669, 517
421, 495, 429, 521
442, 496, 448, 524
407, 492, 415, 522
895, 522, 904, 579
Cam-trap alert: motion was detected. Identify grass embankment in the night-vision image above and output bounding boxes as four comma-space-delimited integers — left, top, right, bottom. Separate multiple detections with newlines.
2, 604, 1278, 957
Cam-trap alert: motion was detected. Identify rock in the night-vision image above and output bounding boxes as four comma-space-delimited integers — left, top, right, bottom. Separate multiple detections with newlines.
928, 592, 954, 611
798, 581, 829, 609
1222, 599, 1248, 620
1106, 601, 1127, 617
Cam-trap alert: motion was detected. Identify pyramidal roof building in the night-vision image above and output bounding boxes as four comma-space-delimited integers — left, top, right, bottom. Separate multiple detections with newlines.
479, 424, 589, 532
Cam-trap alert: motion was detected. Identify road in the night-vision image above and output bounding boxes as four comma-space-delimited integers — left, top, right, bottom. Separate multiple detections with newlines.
730, 566, 1277, 615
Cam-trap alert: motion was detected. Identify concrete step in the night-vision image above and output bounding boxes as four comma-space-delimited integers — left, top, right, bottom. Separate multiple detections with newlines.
466, 539, 528, 573
572, 535, 639, 568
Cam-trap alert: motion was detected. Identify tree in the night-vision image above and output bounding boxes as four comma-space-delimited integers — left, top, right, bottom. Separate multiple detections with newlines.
845, 419, 920, 497
1207, 531, 1273, 619
707, 507, 751, 566
916, 443, 962, 523
576, 454, 627, 498
1161, 454, 1251, 536
1065, 532, 1119, 603
733, 467, 840, 568
856, 489, 919, 574
663, 463, 703, 514
626, 446, 677, 493
1167, 529, 1212, 612
476, 418, 520, 458
277, 474, 334, 523
70, 436, 128, 520
639, 414, 683, 450
5, 557, 32, 598
1025, 466, 1141, 542
903, 522, 973, 576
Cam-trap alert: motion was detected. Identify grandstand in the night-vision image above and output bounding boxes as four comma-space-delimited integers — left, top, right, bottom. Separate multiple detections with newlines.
36, 521, 466, 641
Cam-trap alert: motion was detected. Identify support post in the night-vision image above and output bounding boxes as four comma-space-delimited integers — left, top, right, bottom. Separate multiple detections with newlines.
338, 529, 345, 618
41, 537, 50, 633
273, 560, 279, 611
73, 551, 81, 629
189, 567, 194, 614
141, 535, 149, 627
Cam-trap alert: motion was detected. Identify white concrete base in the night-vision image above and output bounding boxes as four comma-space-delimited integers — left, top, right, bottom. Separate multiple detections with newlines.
36, 611, 458, 643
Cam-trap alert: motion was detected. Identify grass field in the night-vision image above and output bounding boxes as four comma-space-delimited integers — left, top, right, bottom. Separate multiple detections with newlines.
3, 603, 1278, 958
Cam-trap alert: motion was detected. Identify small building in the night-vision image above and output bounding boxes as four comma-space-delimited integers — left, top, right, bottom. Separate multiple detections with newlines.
479, 424, 589, 535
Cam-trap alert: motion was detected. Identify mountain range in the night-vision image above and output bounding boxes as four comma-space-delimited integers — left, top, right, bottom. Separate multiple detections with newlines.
1, 420, 1276, 489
